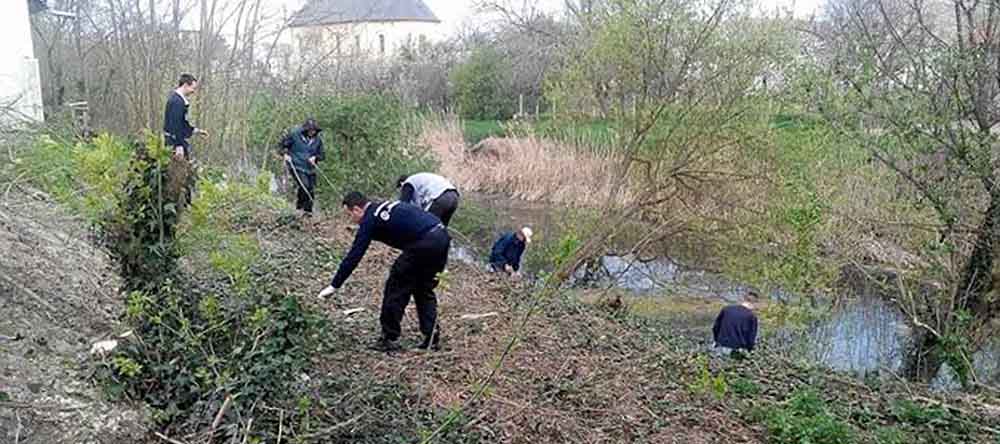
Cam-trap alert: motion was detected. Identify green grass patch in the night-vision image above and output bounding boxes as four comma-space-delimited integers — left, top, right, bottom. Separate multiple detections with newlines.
757, 389, 856, 444
463, 119, 506, 145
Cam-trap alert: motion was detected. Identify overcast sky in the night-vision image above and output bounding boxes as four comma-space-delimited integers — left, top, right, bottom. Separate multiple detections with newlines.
261, 0, 825, 35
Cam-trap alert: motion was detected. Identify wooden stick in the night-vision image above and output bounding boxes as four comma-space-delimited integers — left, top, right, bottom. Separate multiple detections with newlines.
211, 395, 234, 433
277, 410, 284, 444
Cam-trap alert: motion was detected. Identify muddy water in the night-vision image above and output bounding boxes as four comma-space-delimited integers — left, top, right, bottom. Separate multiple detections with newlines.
456, 193, 1000, 388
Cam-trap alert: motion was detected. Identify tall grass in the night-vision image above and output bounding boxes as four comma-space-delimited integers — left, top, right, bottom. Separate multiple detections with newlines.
421, 115, 638, 208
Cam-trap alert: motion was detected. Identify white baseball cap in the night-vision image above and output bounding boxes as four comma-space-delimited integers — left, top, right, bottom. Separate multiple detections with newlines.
520, 227, 533, 243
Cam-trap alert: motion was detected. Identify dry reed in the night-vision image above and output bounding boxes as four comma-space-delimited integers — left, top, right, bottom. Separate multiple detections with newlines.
420, 116, 639, 208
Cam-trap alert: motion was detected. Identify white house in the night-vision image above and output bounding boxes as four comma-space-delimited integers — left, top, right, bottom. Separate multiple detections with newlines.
288, 0, 442, 60
1, 0, 45, 123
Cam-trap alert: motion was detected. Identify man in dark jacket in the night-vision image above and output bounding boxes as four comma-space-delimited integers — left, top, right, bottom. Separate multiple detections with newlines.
163, 73, 208, 160
280, 118, 325, 216
317, 192, 450, 352
489, 227, 532, 278
712, 292, 759, 356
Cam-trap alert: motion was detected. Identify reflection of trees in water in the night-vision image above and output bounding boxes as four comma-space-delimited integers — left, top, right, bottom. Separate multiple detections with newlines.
808, 298, 911, 376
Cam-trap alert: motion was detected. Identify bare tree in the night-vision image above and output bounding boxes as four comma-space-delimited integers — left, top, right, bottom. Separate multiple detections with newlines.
814, 0, 1000, 384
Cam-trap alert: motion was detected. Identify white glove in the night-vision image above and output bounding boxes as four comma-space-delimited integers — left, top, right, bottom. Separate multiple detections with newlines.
318, 285, 335, 299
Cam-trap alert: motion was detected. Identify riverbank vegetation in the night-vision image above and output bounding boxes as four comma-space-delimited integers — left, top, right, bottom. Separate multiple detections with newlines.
5, 0, 1000, 441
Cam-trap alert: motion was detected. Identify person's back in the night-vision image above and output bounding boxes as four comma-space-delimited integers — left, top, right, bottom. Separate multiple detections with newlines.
401, 173, 456, 210
713, 303, 758, 352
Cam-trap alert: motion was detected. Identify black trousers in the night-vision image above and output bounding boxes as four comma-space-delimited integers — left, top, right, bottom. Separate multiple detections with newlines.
428, 190, 460, 226
381, 227, 451, 342
291, 170, 316, 214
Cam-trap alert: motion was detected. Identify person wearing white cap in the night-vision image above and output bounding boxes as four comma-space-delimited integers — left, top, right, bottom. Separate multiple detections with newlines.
489, 227, 532, 277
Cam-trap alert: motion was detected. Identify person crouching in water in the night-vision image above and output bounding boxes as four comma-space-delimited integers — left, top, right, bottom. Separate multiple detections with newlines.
712, 291, 760, 358
280, 118, 325, 217
318, 192, 449, 352
489, 227, 532, 279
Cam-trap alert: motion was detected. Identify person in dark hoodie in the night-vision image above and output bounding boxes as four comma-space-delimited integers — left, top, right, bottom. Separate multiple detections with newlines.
712, 291, 760, 357
163, 73, 208, 160
280, 118, 325, 217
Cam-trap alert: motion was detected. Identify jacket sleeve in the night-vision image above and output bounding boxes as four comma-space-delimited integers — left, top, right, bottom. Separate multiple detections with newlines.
399, 183, 416, 205
315, 137, 326, 162
510, 243, 526, 271
279, 132, 294, 155
712, 310, 724, 345
164, 98, 184, 141
330, 217, 374, 289
747, 315, 758, 351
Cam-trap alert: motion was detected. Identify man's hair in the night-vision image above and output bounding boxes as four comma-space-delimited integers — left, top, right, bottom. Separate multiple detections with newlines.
342, 191, 370, 209
746, 289, 761, 302
396, 174, 409, 189
178, 73, 198, 87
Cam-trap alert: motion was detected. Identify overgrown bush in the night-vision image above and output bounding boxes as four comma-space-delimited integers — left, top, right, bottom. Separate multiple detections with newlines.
451, 47, 515, 121
18, 133, 134, 222
100, 172, 327, 439
104, 280, 326, 437
250, 93, 435, 204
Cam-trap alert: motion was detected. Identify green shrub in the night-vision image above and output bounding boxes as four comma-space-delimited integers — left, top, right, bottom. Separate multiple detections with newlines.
730, 377, 760, 397
762, 389, 856, 444
451, 47, 515, 121
18, 133, 134, 222
104, 281, 326, 435
250, 94, 435, 203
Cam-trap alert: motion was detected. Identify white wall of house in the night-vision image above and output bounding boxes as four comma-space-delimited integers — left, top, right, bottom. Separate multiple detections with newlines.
0, 0, 45, 123
291, 20, 442, 61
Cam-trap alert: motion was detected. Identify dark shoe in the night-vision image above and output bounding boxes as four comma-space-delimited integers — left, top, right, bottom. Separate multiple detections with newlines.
368, 338, 401, 352
416, 333, 441, 351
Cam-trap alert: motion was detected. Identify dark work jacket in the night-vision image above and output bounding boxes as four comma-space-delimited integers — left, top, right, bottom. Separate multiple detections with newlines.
163, 91, 194, 147
330, 201, 443, 289
280, 126, 325, 174
713, 305, 758, 351
489, 232, 526, 271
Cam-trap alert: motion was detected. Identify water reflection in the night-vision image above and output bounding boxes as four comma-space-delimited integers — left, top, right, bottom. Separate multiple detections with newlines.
569, 254, 999, 387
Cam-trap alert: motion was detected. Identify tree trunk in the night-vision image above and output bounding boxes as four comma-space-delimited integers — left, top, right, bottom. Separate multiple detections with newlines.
904, 330, 945, 382
905, 189, 1000, 383
958, 189, 1000, 317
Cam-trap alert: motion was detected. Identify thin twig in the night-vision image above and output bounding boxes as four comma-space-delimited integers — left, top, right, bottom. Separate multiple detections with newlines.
154, 431, 189, 444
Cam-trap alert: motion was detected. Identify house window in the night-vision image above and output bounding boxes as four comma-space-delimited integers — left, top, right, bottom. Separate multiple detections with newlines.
379, 34, 386, 55
418, 34, 429, 53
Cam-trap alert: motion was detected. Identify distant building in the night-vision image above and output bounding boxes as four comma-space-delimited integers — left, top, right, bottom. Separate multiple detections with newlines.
1, 0, 46, 123
288, 0, 442, 60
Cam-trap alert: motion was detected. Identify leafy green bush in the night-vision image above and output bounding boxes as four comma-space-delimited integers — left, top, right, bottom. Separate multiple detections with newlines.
103, 136, 185, 288
250, 94, 435, 204
451, 47, 515, 121
18, 133, 134, 222
104, 281, 326, 435
761, 389, 856, 444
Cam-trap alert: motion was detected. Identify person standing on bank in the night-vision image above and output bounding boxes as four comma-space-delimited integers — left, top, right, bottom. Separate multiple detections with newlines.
396, 173, 460, 226
712, 291, 760, 357
489, 227, 532, 278
163, 73, 208, 160
280, 118, 325, 217
317, 192, 450, 352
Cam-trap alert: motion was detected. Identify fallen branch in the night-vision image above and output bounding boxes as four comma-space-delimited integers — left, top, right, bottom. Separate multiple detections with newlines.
208, 394, 234, 439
